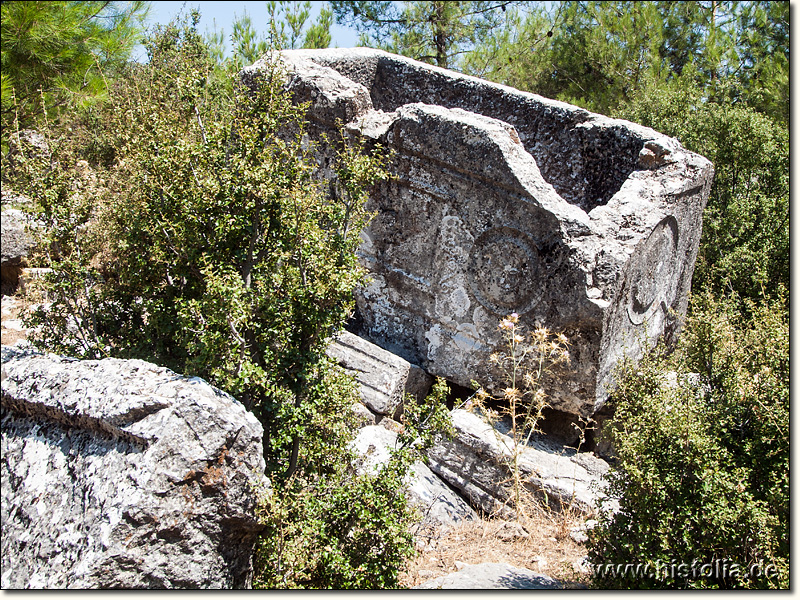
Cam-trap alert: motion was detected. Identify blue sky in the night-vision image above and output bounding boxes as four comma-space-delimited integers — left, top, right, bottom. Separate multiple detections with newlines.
136, 1, 361, 61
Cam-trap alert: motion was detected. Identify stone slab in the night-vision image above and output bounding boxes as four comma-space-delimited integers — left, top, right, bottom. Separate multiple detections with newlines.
414, 562, 562, 589
426, 409, 615, 516
326, 330, 433, 418
352, 424, 477, 529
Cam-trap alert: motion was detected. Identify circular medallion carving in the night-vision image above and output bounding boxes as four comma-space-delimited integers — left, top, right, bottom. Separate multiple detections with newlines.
468, 227, 542, 315
627, 216, 679, 325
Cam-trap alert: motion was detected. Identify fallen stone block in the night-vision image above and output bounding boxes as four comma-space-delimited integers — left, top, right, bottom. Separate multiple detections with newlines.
352, 424, 477, 530
249, 48, 714, 419
1, 346, 268, 589
326, 330, 433, 418
426, 409, 613, 516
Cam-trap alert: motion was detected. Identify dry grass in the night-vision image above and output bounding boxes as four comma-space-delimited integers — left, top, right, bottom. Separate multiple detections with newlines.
399, 497, 592, 589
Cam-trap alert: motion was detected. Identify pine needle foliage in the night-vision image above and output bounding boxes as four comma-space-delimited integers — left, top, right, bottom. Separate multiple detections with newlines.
1, 0, 149, 144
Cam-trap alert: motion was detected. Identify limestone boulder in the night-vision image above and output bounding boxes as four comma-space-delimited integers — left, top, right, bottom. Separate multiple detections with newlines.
326, 330, 433, 419
1, 207, 36, 293
426, 409, 613, 517
1, 346, 268, 589
251, 48, 714, 419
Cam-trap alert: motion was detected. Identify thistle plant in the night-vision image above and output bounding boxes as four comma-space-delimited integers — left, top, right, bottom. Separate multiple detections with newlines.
471, 313, 570, 519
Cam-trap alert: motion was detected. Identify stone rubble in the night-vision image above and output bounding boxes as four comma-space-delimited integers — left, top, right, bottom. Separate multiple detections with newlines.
0, 48, 710, 587
352, 424, 478, 529
427, 409, 614, 517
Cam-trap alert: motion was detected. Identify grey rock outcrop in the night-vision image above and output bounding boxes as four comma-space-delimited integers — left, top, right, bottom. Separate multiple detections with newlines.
427, 409, 612, 516
1, 207, 36, 293
1, 188, 34, 206
414, 562, 562, 589
248, 48, 714, 419
352, 424, 477, 529
326, 330, 433, 420
569, 519, 598, 545
1, 346, 268, 589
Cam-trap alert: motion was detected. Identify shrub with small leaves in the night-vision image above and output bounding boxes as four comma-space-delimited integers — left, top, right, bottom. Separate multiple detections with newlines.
254, 376, 453, 589
14, 13, 431, 589
587, 291, 788, 589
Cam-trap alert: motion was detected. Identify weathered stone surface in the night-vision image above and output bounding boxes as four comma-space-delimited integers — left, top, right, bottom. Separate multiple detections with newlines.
1, 188, 34, 206
349, 400, 380, 427
414, 562, 562, 589
255, 48, 714, 418
1, 346, 268, 589
326, 330, 433, 418
352, 424, 477, 529
569, 519, 598, 545
495, 520, 531, 541
0, 208, 34, 259
426, 409, 613, 516
1, 208, 36, 293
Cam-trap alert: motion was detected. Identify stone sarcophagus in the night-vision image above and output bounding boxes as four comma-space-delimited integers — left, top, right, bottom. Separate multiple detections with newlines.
244, 48, 713, 419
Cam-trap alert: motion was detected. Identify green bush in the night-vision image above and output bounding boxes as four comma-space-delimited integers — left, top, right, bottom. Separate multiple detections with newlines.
254, 377, 452, 589
11, 13, 443, 588
24, 13, 382, 460
617, 79, 789, 306
587, 291, 788, 589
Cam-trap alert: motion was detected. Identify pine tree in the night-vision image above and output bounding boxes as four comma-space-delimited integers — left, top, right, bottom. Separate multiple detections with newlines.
205, 1, 333, 73
331, 0, 520, 69
1, 0, 149, 139
463, 1, 789, 124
